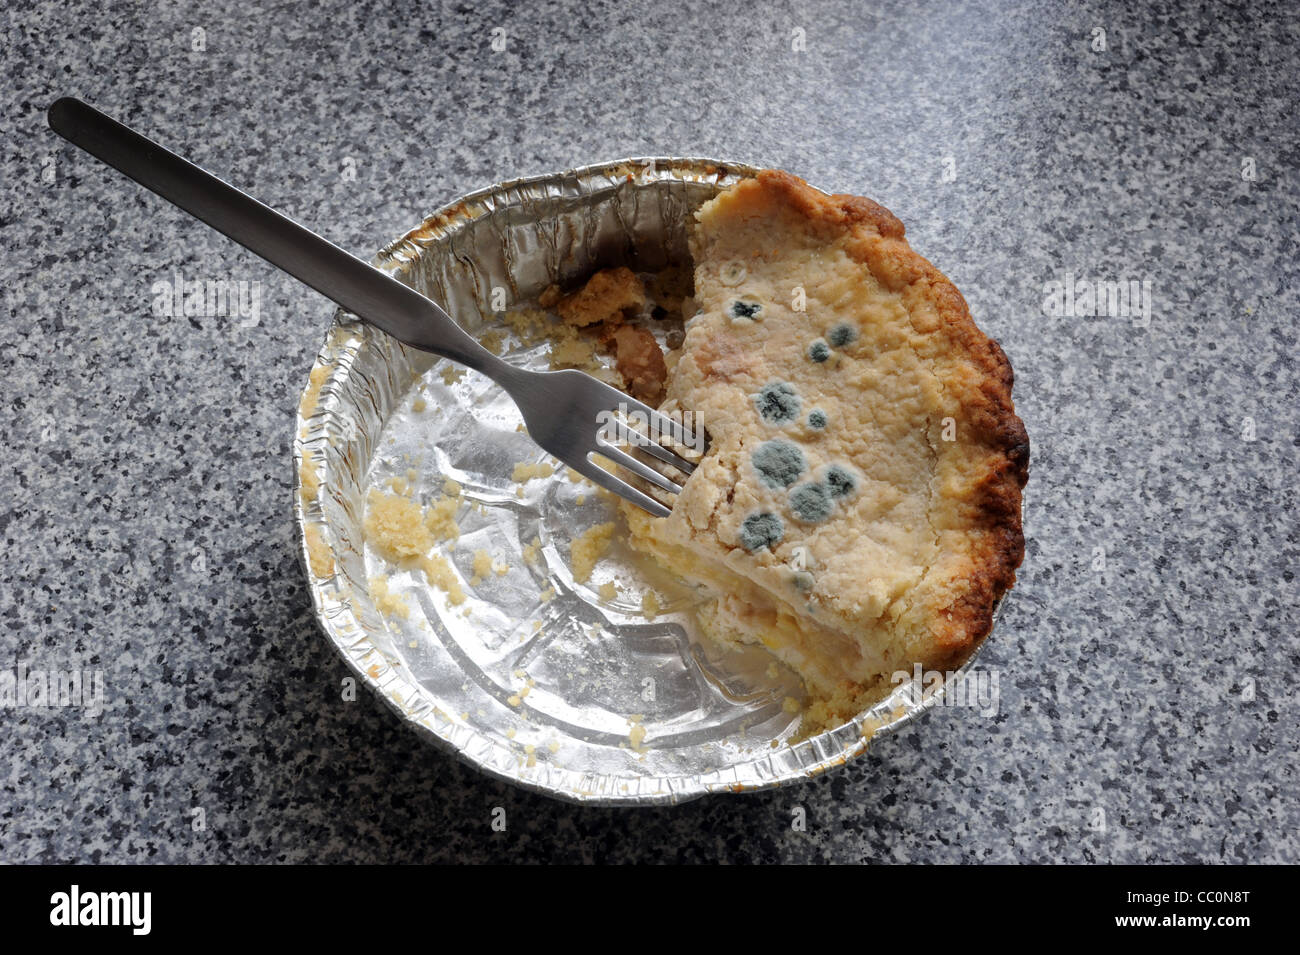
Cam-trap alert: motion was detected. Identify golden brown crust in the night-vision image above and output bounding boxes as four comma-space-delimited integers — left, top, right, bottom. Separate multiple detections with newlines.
736, 169, 1029, 670
753, 168, 906, 241
555, 266, 647, 327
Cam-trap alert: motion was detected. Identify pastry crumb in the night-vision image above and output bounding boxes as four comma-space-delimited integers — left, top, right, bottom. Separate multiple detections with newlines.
570, 521, 614, 584
470, 549, 494, 585
299, 450, 321, 503
641, 590, 661, 620
301, 364, 329, 418
364, 488, 465, 605
423, 495, 460, 542
304, 524, 333, 577
512, 461, 556, 483
369, 576, 412, 620
548, 326, 602, 372
627, 715, 648, 753
425, 553, 465, 606
503, 308, 549, 344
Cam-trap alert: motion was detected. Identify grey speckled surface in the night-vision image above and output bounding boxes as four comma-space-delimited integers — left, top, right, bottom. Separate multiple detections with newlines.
2, 0, 1296, 863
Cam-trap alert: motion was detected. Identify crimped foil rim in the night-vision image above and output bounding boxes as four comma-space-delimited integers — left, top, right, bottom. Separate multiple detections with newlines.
291, 157, 994, 806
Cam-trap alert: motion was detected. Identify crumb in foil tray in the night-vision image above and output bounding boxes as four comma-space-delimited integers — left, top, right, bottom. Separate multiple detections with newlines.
569, 521, 614, 583
364, 488, 465, 605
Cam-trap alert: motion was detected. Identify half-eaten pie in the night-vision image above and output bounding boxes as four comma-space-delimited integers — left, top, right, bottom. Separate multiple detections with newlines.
620, 170, 1030, 733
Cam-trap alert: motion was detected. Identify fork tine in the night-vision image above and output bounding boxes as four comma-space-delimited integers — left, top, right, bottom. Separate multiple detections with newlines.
596, 443, 684, 494
614, 394, 709, 456
574, 454, 670, 518
610, 421, 698, 476
652, 409, 704, 452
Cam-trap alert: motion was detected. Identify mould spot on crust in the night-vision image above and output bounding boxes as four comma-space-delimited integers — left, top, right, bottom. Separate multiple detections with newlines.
827, 323, 859, 348
729, 299, 763, 322
739, 512, 784, 551
824, 464, 858, 499
752, 439, 806, 488
806, 409, 828, 430
754, 381, 800, 425
789, 482, 833, 523
719, 261, 747, 287
807, 339, 830, 363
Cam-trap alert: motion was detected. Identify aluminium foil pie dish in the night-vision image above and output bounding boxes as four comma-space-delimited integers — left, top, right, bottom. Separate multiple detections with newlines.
292, 158, 1024, 805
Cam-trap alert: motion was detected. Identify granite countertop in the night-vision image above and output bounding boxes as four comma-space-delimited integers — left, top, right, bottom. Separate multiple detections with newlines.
2, 0, 1295, 863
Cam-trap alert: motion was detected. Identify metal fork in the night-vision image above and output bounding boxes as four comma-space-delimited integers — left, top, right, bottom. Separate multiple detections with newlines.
47, 98, 701, 517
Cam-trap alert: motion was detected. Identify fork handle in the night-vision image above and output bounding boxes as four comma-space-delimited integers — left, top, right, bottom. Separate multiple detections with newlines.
47, 97, 503, 375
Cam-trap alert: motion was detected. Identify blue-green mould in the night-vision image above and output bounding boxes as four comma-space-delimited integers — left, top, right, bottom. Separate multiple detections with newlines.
824, 464, 858, 499
807, 339, 830, 363
729, 299, 762, 321
788, 482, 833, 523
806, 409, 828, 430
754, 381, 800, 425
752, 439, 806, 488
827, 323, 859, 348
739, 512, 784, 551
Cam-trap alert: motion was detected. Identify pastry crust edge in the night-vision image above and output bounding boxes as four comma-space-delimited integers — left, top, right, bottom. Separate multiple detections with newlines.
742, 169, 1031, 673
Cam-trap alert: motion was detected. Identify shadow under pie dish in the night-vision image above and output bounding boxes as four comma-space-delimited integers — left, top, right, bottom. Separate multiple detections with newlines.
294, 159, 1028, 804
